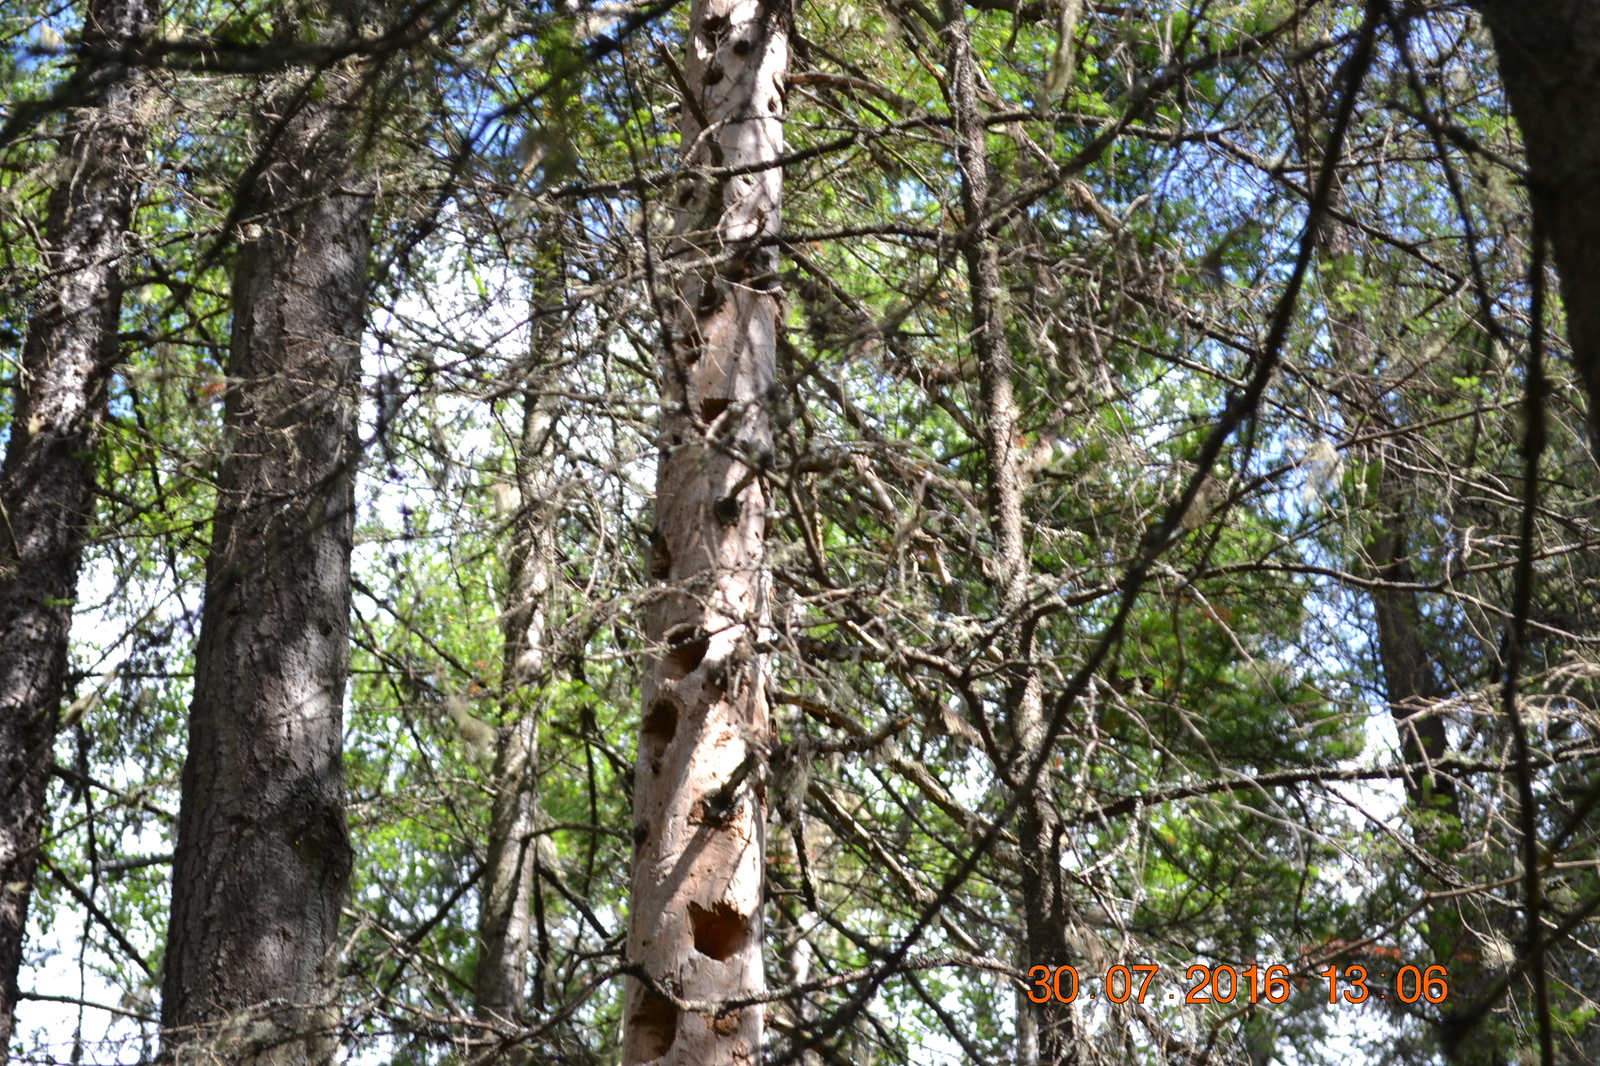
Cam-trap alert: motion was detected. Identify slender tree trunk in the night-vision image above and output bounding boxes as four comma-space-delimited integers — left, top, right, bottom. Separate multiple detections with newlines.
0, 0, 154, 1049
474, 306, 561, 1031
1315, 158, 1484, 1062
776, 907, 821, 1066
623, 2, 786, 1062
160, 17, 373, 1063
1365, 463, 1496, 1066
1316, 196, 1460, 817
945, 8, 1075, 1064
1471, 1, 1600, 455
1367, 492, 1458, 816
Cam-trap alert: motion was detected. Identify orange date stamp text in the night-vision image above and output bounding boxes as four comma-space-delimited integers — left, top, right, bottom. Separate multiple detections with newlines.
1025, 963, 1451, 1005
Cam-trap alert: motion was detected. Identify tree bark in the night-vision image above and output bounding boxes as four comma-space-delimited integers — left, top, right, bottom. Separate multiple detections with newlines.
474, 307, 561, 1031
944, 8, 1076, 1063
0, 0, 154, 1050
1365, 466, 1502, 1066
1472, 0, 1600, 455
1366, 488, 1458, 816
160, 17, 373, 1063
1311, 126, 1479, 1060
1317, 201, 1459, 817
622, 2, 786, 1063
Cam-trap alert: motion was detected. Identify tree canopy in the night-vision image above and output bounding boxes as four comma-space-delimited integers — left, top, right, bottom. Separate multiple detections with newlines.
2, 1, 1598, 1064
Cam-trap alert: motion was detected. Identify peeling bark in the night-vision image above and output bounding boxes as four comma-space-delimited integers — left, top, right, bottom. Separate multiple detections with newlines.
160, 17, 374, 1064
622, 2, 787, 1063
0, 0, 154, 1049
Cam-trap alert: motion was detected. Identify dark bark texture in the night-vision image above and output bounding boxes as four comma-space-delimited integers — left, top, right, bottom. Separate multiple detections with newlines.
0, 0, 154, 1050
1367, 496, 1458, 815
1366, 15, 1593, 1052
1473, 0, 1600, 455
160, 30, 373, 1065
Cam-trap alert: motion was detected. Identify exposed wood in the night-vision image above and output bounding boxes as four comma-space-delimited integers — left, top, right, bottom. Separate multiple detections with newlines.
623, 2, 788, 1062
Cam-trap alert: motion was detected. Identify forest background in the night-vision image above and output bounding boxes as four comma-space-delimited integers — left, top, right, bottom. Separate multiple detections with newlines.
1, 0, 1598, 1064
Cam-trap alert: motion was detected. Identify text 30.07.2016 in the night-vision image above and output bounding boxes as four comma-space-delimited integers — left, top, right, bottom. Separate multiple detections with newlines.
1027, 963, 1452, 1006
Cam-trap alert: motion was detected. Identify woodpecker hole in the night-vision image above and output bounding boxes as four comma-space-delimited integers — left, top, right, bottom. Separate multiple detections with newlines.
643, 698, 678, 746
642, 699, 678, 775
629, 990, 679, 1061
661, 629, 709, 680
688, 900, 750, 961
649, 534, 672, 579
700, 396, 732, 424
700, 13, 729, 42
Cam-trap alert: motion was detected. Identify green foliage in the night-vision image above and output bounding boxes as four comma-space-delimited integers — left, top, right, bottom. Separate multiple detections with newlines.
4, 1, 1598, 1064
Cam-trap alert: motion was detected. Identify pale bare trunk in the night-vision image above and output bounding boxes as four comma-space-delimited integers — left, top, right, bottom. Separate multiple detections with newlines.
780, 923, 820, 1066
0, 0, 154, 1050
161, 16, 373, 1065
474, 308, 562, 1030
622, 2, 787, 1063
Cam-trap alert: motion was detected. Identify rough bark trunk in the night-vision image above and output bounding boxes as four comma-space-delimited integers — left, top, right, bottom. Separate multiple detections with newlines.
0, 0, 154, 1049
944, 9, 1076, 1063
778, 917, 820, 1066
1367, 493, 1458, 815
1435, 19, 1590, 1055
1366, 468, 1496, 1066
1471, 1, 1600, 455
622, 2, 786, 1063
473, 314, 561, 1031
1314, 153, 1480, 1061
1317, 197, 1459, 817
160, 19, 373, 1064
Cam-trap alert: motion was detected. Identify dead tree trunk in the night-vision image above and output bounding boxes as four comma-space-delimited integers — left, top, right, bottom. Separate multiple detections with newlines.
160, 17, 373, 1064
944, 8, 1077, 1064
474, 303, 562, 1031
0, 0, 155, 1048
622, 2, 787, 1063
